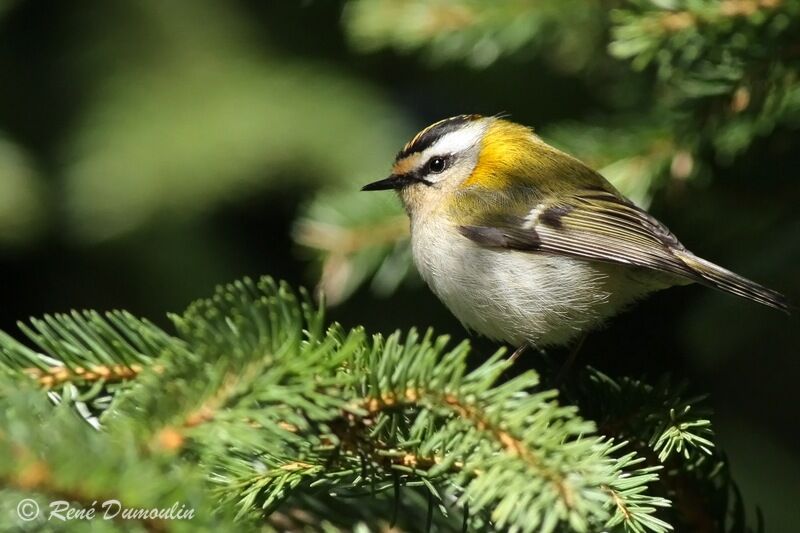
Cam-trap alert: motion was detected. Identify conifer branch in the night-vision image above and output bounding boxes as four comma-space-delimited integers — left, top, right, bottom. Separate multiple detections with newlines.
574, 369, 714, 464
564, 368, 766, 532
611, 0, 800, 157
0, 277, 678, 532
22, 363, 153, 388
0, 311, 174, 388
0, 378, 228, 532
294, 191, 414, 304
343, 0, 607, 69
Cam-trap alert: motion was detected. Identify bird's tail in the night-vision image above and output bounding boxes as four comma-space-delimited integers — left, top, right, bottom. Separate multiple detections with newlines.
675, 251, 789, 313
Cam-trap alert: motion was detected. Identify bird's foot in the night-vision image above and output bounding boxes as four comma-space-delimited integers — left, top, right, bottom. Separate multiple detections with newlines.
507, 343, 530, 364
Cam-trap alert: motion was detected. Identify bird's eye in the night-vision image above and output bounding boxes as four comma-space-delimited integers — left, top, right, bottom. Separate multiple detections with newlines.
426, 156, 448, 174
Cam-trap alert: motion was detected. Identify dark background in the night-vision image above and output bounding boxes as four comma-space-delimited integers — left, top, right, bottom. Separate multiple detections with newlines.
0, 1, 797, 530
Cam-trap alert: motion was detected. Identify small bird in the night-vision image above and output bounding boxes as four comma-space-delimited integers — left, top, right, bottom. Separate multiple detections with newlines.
362, 114, 788, 349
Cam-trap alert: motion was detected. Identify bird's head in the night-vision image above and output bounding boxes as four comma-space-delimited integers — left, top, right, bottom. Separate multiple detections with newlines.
362, 114, 546, 219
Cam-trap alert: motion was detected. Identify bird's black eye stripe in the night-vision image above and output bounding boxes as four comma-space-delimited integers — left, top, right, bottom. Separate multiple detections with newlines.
426, 156, 449, 174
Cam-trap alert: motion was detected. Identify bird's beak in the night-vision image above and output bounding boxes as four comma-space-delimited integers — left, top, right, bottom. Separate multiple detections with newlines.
361, 175, 405, 191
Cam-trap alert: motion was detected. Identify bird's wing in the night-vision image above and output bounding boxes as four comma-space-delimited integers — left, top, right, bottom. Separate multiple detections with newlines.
456, 187, 789, 311
458, 187, 695, 278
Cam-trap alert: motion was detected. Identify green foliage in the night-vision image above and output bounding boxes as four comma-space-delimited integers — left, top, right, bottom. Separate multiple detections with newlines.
575, 369, 714, 463
0, 276, 735, 532
565, 368, 765, 533
343, 0, 605, 70
295, 190, 412, 304
0, 378, 226, 533
611, 0, 800, 158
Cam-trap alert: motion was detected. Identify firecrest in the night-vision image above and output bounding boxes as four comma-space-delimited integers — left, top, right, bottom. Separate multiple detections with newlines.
362, 115, 787, 348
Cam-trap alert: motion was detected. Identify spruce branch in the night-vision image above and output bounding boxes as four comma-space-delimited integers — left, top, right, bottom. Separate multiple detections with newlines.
611, 0, 800, 157
566, 368, 766, 532
574, 368, 714, 465
0, 310, 174, 387
295, 191, 414, 304
343, 0, 607, 70
0, 276, 677, 532
171, 279, 675, 532
0, 311, 176, 427
0, 378, 228, 532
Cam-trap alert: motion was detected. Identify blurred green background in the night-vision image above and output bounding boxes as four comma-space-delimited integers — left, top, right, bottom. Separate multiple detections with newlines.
0, 1, 797, 530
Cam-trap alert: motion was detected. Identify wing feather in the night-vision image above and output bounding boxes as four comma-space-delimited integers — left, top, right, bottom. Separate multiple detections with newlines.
457, 187, 789, 311
468, 188, 695, 277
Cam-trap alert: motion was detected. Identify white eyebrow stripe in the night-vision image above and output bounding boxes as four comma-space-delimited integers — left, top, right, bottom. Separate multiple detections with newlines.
420, 121, 487, 160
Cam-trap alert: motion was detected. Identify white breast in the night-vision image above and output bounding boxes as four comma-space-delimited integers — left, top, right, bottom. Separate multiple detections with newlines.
410, 216, 650, 348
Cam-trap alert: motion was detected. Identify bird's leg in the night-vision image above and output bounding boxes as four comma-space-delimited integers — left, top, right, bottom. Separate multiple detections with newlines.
507, 342, 548, 365
507, 343, 530, 363
554, 334, 587, 385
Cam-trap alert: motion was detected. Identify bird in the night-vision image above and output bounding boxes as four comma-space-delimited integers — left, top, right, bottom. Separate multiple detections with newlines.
361, 114, 789, 350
